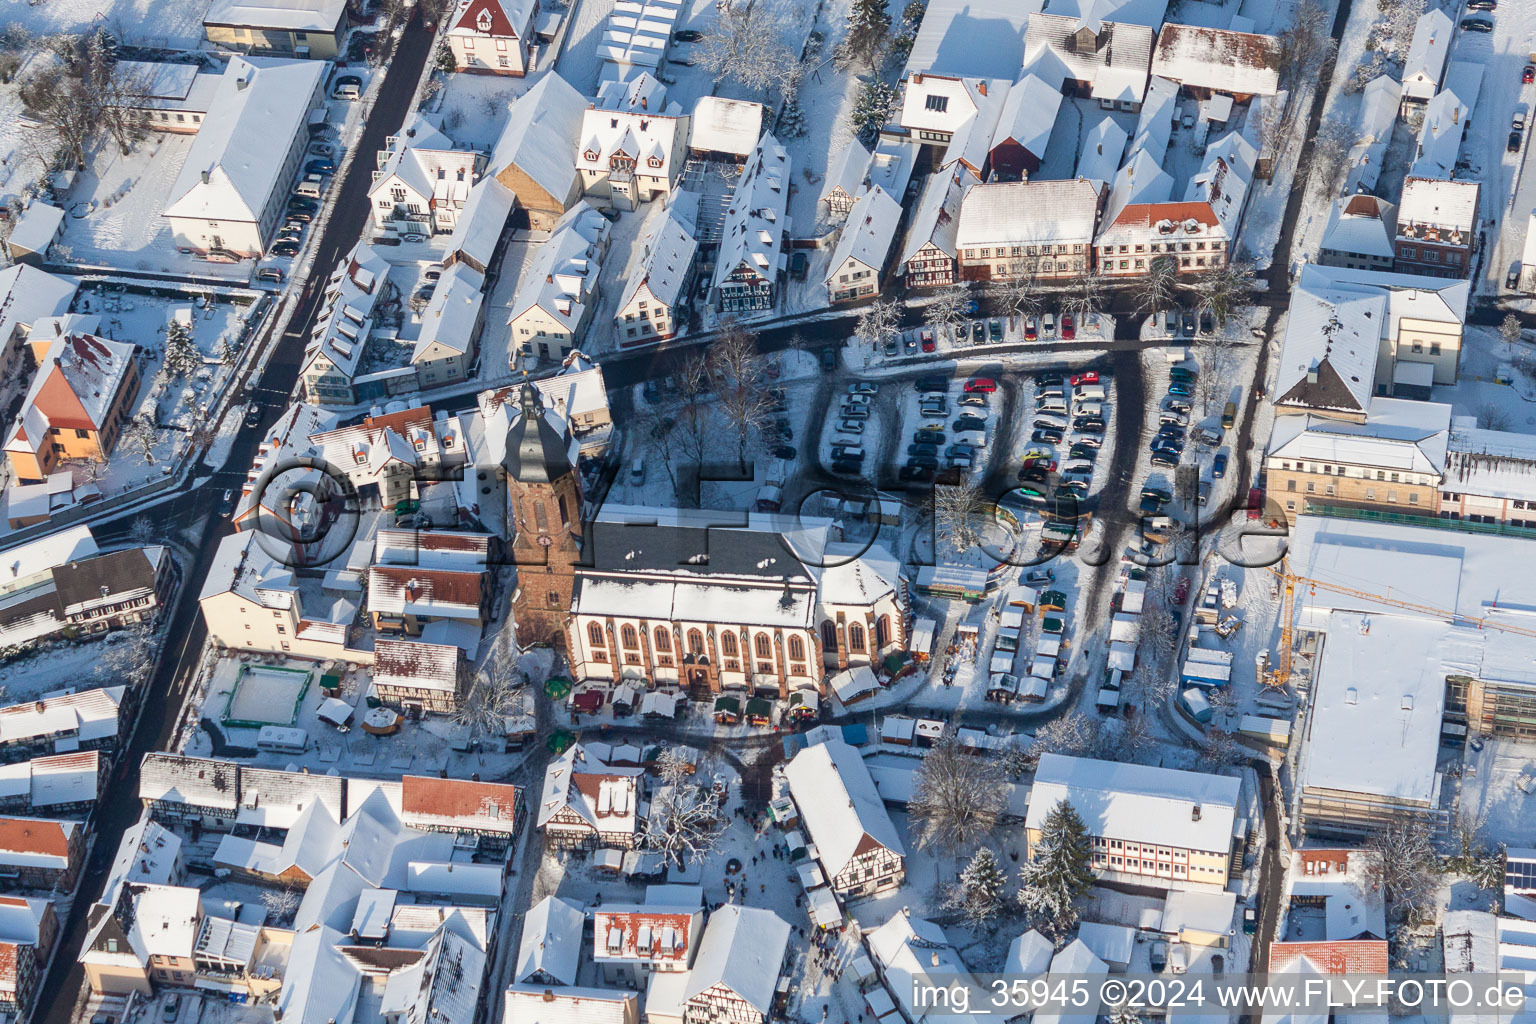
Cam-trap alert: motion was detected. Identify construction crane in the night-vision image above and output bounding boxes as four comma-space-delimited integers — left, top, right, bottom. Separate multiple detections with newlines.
1262, 557, 1536, 691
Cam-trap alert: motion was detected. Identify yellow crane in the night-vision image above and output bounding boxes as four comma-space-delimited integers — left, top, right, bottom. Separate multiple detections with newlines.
1262, 557, 1536, 691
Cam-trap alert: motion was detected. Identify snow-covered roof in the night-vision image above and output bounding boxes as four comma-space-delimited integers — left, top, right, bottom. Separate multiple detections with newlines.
1321, 194, 1396, 259
904, 0, 1032, 78
1023, 15, 1155, 105
536, 743, 643, 834
578, 74, 684, 181
1268, 397, 1450, 475
300, 242, 392, 381
1300, 610, 1447, 805
576, 576, 814, 628
688, 97, 763, 157
1344, 76, 1401, 194
825, 186, 902, 281
992, 74, 1063, 163
1402, 8, 1453, 101
0, 524, 95, 588
490, 73, 586, 204
821, 138, 872, 209
380, 925, 486, 1024
370, 118, 477, 213
1076, 117, 1129, 186
1286, 849, 1385, 940
1027, 753, 1240, 853
900, 73, 993, 135
1131, 75, 1178, 163
1044, 0, 1168, 29
1272, 274, 1387, 416
4, 333, 137, 459
710, 133, 790, 294
1298, 263, 1467, 331
618, 196, 697, 314
592, 903, 699, 965
936, 79, 1008, 175
816, 541, 901, 606
445, 177, 516, 270
1095, 199, 1224, 248
509, 202, 610, 333
867, 910, 984, 1024
23, 750, 99, 808
413, 261, 484, 361
164, 57, 325, 226
204, 0, 345, 31
1162, 889, 1237, 939
4, 203, 63, 260
0, 815, 76, 869
1150, 23, 1281, 97
367, 566, 484, 619
957, 179, 1101, 249
448, 0, 538, 40
1006, 929, 1054, 975
0, 686, 122, 749
899, 165, 973, 267
1446, 416, 1536, 504
783, 738, 904, 879
373, 639, 460, 694
686, 905, 791, 1012
600, 0, 682, 70
516, 895, 585, 985
1408, 62, 1482, 180
1184, 128, 1255, 238
1101, 149, 1173, 226
503, 986, 639, 1024
1398, 176, 1478, 234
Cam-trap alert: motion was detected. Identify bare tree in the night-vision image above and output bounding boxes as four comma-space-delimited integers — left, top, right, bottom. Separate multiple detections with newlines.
1197, 728, 1244, 767
640, 755, 727, 866
909, 728, 1008, 854
259, 885, 302, 925
455, 627, 521, 739
933, 484, 989, 553
1477, 403, 1511, 431
1448, 811, 1505, 898
1365, 815, 1442, 927
672, 351, 712, 500
1378, 0, 1426, 59
642, 408, 681, 496
1031, 711, 1101, 759
1205, 685, 1239, 726
117, 417, 160, 466
695, 0, 804, 98
1135, 255, 1179, 324
97, 621, 159, 687
1062, 267, 1104, 322
1276, 0, 1335, 89
128, 515, 157, 547
1183, 260, 1256, 326
924, 284, 969, 343
1309, 116, 1359, 197
708, 321, 772, 473
1501, 313, 1525, 348
991, 262, 1041, 319
855, 298, 903, 351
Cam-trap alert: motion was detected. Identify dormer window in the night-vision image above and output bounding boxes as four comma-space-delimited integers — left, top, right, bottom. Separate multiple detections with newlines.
584, 149, 599, 162
648, 156, 662, 168
476, 8, 493, 31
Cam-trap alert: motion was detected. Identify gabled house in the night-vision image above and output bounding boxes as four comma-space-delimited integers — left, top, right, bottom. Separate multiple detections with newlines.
536, 743, 643, 849
0, 896, 55, 1023
709, 133, 790, 315
988, 74, 1063, 178
299, 242, 393, 404
400, 775, 522, 853
1271, 280, 1386, 421
957, 179, 1101, 282
371, 639, 463, 715
1093, 200, 1229, 277
304, 405, 468, 511
1320, 195, 1396, 271
898, 165, 973, 288
162, 57, 326, 257
368, 116, 480, 238
820, 138, 871, 219
783, 738, 904, 897
0, 543, 170, 650
687, 97, 765, 161
1076, 117, 1130, 186
202, 0, 347, 57
0, 686, 124, 762
1022, 14, 1155, 112
516, 895, 584, 985
446, 0, 540, 76
615, 196, 698, 347
1151, 24, 1281, 102
1408, 62, 1482, 181
368, 565, 489, 636
1345, 75, 1403, 195
0, 815, 82, 889
491, 73, 587, 230
592, 902, 702, 984
577, 74, 689, 210
412, 261, 485, 388
444, 177, 516, 274
4, 328, 140, 483
1400, 8, 1452, 108
825, 186, 902, 304
510, 203, 611, 361
1395, 177, 1478, 279
674, 906, 789, 1024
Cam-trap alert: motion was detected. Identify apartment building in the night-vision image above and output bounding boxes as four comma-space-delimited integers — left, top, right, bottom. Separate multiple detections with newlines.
709, 134, 789, 314
1395, 178, 1479, 279
1026, 753, 1242, 889
956, 179, 1101, 282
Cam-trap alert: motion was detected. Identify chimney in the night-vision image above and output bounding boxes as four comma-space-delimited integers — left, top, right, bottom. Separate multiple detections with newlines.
641, 95, 648, 110
236, 76, 249, 91
200, 169, 211, 185
1306, 363, 1319, 384
1191, 804, 1202, 822
931, 951, 941, 966
977, 81, 987, 96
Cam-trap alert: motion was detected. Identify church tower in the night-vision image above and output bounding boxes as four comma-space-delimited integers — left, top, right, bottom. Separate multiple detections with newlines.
504, 382, 582, 647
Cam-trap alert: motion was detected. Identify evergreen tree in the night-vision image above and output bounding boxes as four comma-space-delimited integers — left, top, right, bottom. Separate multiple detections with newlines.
843, 0, 891, 69
849, 79, 896, 146
1108, 1003, 1142, 1024
777, 96, 807, 139
164, 319, 202, 380
1016, 799, 1095, 935
946, 847, 1008, 925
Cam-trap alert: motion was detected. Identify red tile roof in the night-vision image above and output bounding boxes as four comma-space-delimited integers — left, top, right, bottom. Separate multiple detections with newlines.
0, 816, 72, 859
1269, 940, 1389, 974
401, 775, 518, 822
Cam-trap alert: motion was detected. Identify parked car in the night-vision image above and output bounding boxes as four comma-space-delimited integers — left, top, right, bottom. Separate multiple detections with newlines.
256, 267, 284, 284
1070, 372, 1099, 387
913, 429, 946, 445
839, 404, 868, 420
1032, 428, 1064, 444
1070, 435, 1101, 450
1182, 312, 1197, 336
1043, 311, 1056, 335
883, 338, 899, 356
1162, 396, 1191, 414
958, 393, 988, 407
1461, 15, 1493, 30
270, 240, 301, 257
1033, 416, 1068, 431
953, 415, 987, 433
1068, 443, 1097, 462
908, 442, 938, 458
772, 445, 797, 460
830, 445, 864, 462
845, 392, 871, 406
1512, 128, 1524, 153
1061, 314, 1076, 339
1197, 480, 1212, 506
1025, 318, 1038, 341
945, 443, 977, 459
836, 419, 865, 434
309, 141, 335, 158
288, 197, 317, 213
1213, 451, 1229, 478
772, 419, 794, 439
1150, 449, 1180, 468
904, 331, 919, 353
964, 377, 997, 393
1159, 409, 1189, 427
305, 157, 336, 175
1074, 420, 1106, 436
673, 28, 703, 40
915, 374, 948, 392
789, 251, 808, 279
1526, 65, 1535, 84
1022, 456, 1057, 471
989, 318, 1004, 342
821, 347, 838, 371
920, 328, 936, 352
831, 459, 861, 475
1468, 0, 1497, 8
163, 993, 182, 1023
1168, 381, 1194, 397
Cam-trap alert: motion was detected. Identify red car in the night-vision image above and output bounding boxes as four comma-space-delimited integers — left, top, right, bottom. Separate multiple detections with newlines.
1070, 372, 1099, 387
920, 328, 935, 353
1525, 65, 1535, 84
1025, 318, 1038, 341
963, 377, 997, 393
1022, 457, 1057, 471
1061, 314, 1076, 339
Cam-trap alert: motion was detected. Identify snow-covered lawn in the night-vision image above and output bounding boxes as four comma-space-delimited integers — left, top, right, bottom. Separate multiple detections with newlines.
6, 0, 210, 49
427, 71, 527, 151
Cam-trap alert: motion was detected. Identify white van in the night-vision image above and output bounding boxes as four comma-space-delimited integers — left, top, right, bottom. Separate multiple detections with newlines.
1037, 397, 1068, 415
1075, 401, 1104, 419
294, 176, 323, 199
1076, 383, 1106, 401
333, 82, 361, 100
